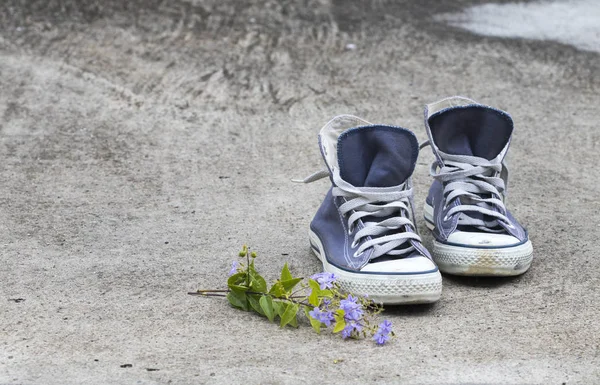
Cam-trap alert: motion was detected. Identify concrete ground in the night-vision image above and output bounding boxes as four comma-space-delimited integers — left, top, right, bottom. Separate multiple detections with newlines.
1, 0, 599, 384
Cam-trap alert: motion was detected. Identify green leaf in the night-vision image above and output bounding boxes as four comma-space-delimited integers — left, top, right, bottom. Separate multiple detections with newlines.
279, 303, 299, 328
269, 281, 285, 297
280, 278, 303, 293
247, 294, 265, 316
229, 284, 249, 292
249, 270, 267, 293
320, 289, 333, 298
333, 318, 346, 334
308, 279, 321, 294
281, 263, 293, 281
227, 288, 248, 311
308, 279, 321, 306
308, 289, 319, 307
332, 308, 346, 333
304, 307, 322, 334
309, 317, 322, 333
227, 272, 247, 288
226, 292, 243, 309
289, 315, 298, 328
272, 301, 284, 318
260, 296, 275, 322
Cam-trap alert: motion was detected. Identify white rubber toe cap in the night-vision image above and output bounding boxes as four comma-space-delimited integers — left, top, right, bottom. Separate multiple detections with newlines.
447, 230, 521, 247
360, 255, 437, 274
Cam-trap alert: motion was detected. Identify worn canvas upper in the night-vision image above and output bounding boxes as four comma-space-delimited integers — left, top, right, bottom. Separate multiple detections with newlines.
310, 115, 434, 272
424, 97, 528, 243
337, 125, 419, 188
428, 104, 513, 160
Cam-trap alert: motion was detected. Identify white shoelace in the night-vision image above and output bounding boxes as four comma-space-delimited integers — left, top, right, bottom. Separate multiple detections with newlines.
295, 169, 421, 259
428, 148, 511, 232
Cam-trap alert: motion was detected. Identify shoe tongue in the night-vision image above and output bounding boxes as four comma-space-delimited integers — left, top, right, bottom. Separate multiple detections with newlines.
428, 105, 513, 160
337, 125, 419, 187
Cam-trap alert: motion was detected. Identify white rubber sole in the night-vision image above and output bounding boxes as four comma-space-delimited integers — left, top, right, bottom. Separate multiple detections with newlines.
309, 229, 442, 305
424, 203, 533, 276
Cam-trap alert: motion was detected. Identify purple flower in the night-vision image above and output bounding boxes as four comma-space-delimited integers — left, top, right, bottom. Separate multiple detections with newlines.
308, 307, 334, 327
378, 320, 392, 333
373, 320, 393, 345
310, 272, 337, 290
341, 326, 352, 339
228, 260, 239, 276
341, 321, 362, 339
339, 295, 363, 322
373, 333, 389, 345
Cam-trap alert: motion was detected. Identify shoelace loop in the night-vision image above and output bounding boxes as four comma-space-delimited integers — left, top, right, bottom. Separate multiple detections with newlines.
294, 169, 422, 259
429, 150, 511, 232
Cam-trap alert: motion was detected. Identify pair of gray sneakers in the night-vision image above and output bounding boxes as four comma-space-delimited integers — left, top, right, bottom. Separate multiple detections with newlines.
300, 97, 533, 305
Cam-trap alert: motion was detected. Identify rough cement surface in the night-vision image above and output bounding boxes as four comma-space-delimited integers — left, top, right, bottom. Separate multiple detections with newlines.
1, 1, 599, 384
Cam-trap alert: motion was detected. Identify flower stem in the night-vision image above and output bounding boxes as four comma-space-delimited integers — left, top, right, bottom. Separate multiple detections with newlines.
188, 289, 312, 307
188, 292, 228, 298
246, 247, 251, 287
289, 286, 308, 298
194, 289, 229, 293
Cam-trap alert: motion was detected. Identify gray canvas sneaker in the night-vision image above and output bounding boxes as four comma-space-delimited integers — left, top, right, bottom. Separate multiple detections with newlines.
422, 97, 533, 276
298, 115, 442, 304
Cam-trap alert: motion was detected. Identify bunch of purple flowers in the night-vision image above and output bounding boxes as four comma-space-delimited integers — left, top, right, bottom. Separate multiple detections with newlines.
307, 273, 393, 345
192, 246, 394, 346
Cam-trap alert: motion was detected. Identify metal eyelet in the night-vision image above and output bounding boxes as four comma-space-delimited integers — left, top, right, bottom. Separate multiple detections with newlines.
352, 250, 363, 258
351, 239, 359, 248
347, 224, 354, 235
